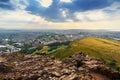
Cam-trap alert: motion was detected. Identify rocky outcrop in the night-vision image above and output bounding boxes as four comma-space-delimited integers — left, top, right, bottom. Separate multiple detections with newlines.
66, 53, 120, 80
0, 53, 120, 80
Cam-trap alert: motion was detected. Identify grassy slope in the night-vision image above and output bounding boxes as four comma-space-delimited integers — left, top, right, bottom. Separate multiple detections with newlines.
54, 37, 120, 69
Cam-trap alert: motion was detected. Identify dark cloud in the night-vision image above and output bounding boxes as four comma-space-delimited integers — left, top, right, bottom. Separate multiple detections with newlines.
0, 0, 14, 10
26, 0, 65, 22
0, 0, 120, 22
26, 0, 119, 22
0, 0, 9, 2
61, 0, 113, 12
39, 0, 67, 22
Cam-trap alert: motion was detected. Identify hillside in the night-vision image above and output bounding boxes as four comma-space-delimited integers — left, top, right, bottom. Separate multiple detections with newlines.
53, 37, 120, 70
0, 53, 120, 80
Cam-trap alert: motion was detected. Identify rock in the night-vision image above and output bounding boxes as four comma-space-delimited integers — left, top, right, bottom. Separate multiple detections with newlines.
78, 67, 85, 71
0, 53, 120, 80
50, 72, 61, 77
0, 62, 12, 73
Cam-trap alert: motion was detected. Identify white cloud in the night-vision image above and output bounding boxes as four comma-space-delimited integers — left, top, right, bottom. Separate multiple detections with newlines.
0, 9, 49, 29
103, 2, 120, 20
60, 0, 72, 3
62, 10, 67, 17
0, 0, 120, 30
60, 9, 68, 18
10, 0, 29, 10
104, 2, 120, 11
0, 9, 120, 30
75, 10, 109, 21
36, 0, 53, 8
74, 2, 120, 22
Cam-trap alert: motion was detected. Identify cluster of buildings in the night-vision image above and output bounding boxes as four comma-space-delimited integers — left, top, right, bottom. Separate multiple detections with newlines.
0, 33, 85, 54
0, 39, 22, 53
0, 44, 21, 53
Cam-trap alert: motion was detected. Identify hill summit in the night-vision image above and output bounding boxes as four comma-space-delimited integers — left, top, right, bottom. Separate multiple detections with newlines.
54, 37, 120, 70
0, 53, 120, 80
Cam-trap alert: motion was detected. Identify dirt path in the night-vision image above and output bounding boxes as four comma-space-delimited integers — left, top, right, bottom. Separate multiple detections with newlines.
91, 72, 110, 80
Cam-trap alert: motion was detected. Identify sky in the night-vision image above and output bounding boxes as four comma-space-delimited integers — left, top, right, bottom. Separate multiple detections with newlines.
0, 0, 120, 30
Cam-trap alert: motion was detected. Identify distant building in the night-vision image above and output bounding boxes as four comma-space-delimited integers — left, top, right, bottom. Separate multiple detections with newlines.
14, 43, 22, 46
0, 45, 7, 53
0, 45, 7, 48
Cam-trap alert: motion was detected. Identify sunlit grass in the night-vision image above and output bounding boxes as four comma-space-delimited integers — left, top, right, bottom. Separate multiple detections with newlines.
53, 37, 120, 70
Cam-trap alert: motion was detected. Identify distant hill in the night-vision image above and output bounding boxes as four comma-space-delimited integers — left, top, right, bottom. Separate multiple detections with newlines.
53, 37, 120, 71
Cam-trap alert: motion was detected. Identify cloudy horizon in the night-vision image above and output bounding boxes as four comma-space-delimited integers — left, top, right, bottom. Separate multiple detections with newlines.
0, 0, 120, 30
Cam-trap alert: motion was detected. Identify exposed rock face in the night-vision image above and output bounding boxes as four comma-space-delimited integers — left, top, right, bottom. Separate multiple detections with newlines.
0, 53, 120, 80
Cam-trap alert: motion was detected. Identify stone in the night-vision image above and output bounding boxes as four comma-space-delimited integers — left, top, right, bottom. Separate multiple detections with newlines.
0, 53, 120, 80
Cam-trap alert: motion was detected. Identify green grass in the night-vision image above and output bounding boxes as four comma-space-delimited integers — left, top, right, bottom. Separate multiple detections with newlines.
53, 37, 120, 71
33, 46, 50, 54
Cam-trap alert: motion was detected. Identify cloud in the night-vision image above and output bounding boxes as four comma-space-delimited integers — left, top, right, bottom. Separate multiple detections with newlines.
0, 8, 120, 30
0, 0, 29, 10
0, 0, 120, 30
0, 0, 14, 10
0, 0, 120, 22
26, 0, 66, 22
74, 3, 120, 22
61, 0, 113, 12
74, 10, 108, 21
10, 0, 29, 10
60, 0, 72, 3
25, 0, 120, 22
0, 9, 49, 29
36, 0, 53, 8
